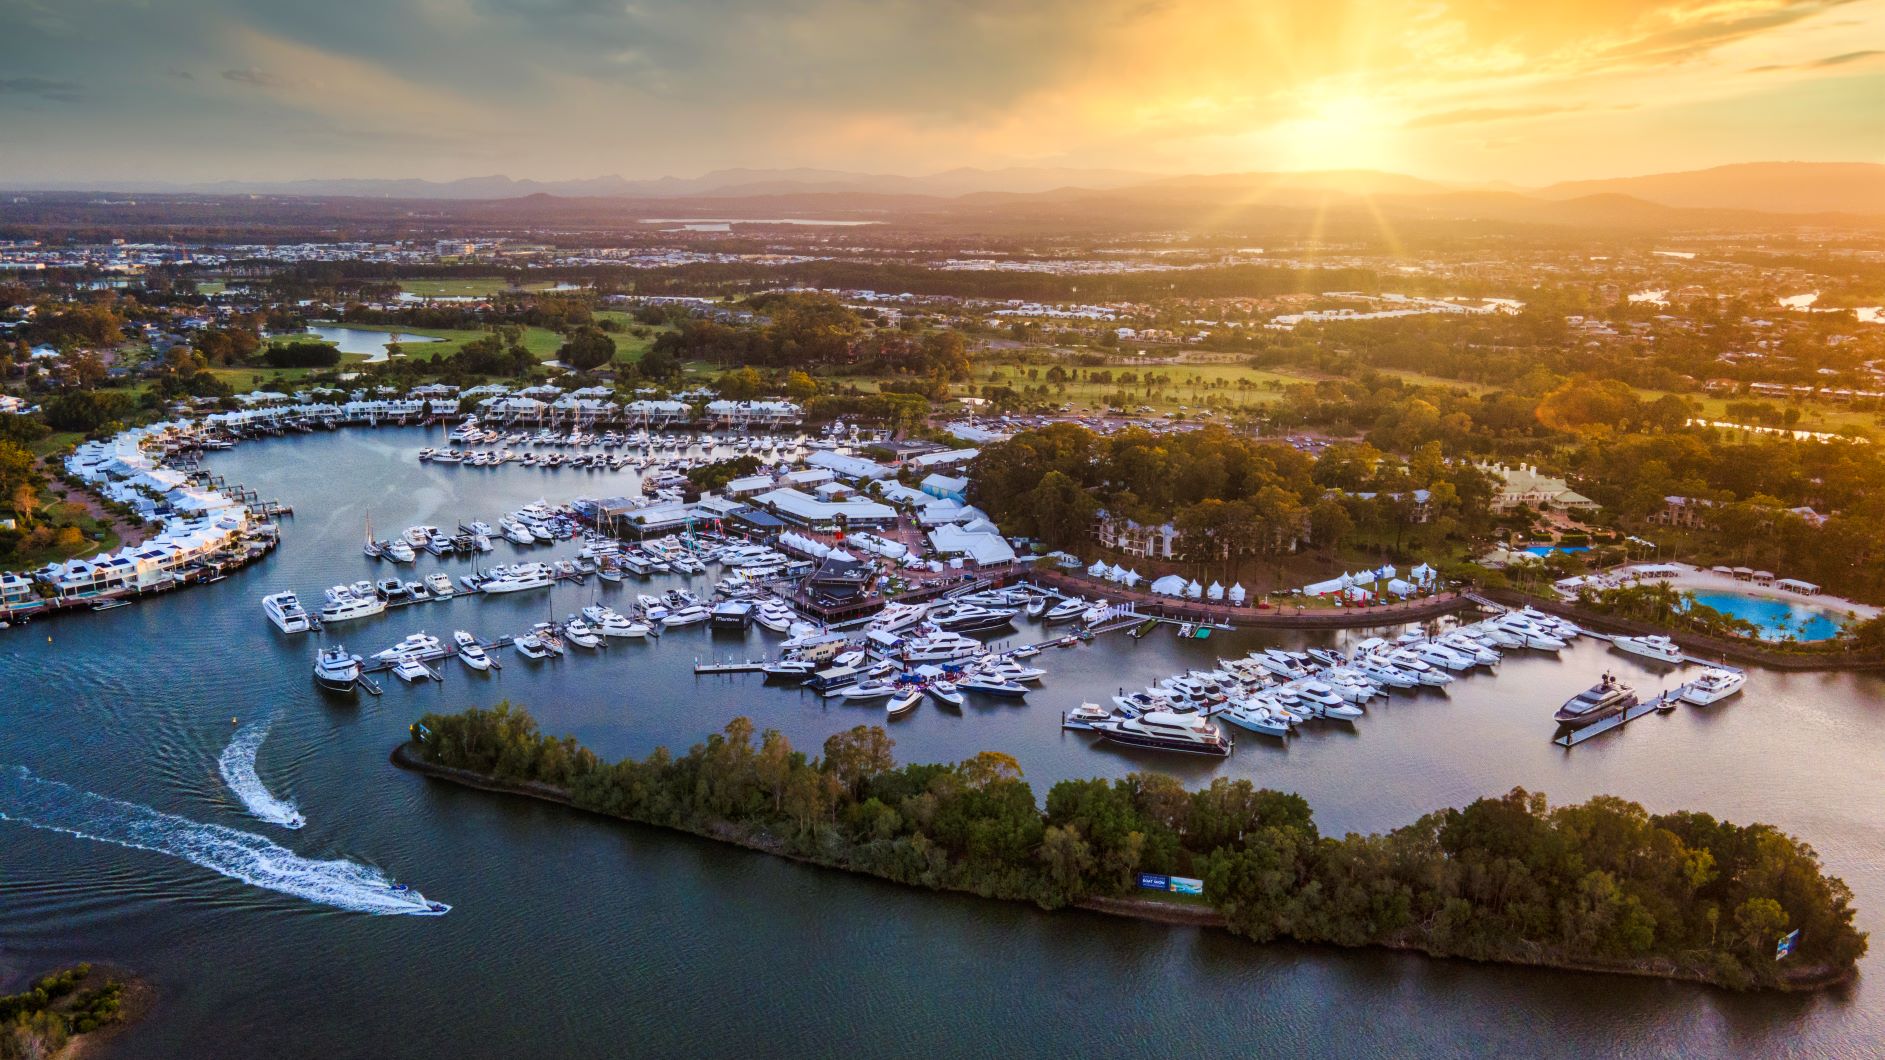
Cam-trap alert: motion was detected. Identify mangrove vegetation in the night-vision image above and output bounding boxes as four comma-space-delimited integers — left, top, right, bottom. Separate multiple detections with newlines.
409, 704, 1866, 991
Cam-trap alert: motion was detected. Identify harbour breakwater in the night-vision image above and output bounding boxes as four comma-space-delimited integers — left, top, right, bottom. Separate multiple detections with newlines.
393, 712, 1864, 993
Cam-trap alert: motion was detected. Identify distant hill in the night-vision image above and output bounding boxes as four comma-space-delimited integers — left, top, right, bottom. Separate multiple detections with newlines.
1536, 162, 1885, 216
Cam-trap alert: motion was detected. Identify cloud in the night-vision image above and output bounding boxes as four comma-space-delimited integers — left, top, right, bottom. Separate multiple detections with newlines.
0, 76, 84, 103
1408, 104, 1590, 128
222, 67, 297, 89
1751, 48, 1885, 71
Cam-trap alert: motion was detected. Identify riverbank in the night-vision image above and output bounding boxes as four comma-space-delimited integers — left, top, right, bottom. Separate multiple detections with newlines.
390, 740, 1856, 993
0, 962, 150, 1060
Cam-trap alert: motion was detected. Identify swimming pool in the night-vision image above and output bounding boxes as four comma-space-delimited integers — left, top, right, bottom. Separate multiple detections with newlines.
1685, 590, 1850, 641
1523, 545, 1590, 556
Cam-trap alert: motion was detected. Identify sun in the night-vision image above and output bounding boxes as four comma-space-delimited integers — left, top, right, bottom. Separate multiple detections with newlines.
1270, 93, 1401, 171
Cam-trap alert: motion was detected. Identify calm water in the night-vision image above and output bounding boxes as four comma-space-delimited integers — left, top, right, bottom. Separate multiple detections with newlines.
1688, 590, 1849, 642
3, 427, 1884, 1058
299, 325, 440, 361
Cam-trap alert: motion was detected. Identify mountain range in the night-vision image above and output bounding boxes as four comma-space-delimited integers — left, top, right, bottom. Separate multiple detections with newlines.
11, 162, 1881, 217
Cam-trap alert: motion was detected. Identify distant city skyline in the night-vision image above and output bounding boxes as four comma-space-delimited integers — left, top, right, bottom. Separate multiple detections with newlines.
1, 0, 1881, 186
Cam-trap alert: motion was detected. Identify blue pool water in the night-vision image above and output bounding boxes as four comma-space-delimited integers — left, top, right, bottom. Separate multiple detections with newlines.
1523, 545, 1589, 556
1686, 590, 1849, 641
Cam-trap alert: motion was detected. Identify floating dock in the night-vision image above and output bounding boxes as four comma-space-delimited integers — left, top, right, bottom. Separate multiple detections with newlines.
1554, 684, 1691, 747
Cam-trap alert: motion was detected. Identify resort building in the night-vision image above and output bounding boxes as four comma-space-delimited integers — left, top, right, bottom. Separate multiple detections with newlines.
1095, 514, 1183, 560
1480, 463, 1599, 514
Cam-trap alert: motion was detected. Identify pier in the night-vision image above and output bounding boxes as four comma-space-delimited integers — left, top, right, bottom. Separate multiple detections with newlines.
1554, 684, 1692, 747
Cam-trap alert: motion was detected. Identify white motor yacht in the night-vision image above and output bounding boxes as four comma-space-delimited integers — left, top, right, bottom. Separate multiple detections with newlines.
927, 680, 965, 706
478, 564, 554, 593
886, 687, 922, 717
374, 632, 441, 661
1613, 634, 1685, 665
424, 573, 456, 599
662, 605, 710, 627
313, 645, 361, 691
1220, 701, 1292, 738
263, 591, 314, 634
1680, 668, 1746, 705
755, 601, 796, 633
1091, 712, 1233, 756
1061, 702, 1115, 730
319, 586, 386, 624
563, 619, 603, 648
392, 656, 432, 683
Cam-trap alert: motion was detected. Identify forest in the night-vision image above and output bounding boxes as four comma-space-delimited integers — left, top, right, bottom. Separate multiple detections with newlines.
410, 704, 1866, 991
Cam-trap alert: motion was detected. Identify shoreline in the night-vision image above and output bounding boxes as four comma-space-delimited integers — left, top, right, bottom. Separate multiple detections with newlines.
389, 742, 1854, 994
0, 962, 154, 1060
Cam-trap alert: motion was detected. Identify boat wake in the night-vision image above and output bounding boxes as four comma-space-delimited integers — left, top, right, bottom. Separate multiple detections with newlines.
0, 766, 448, 916
218, 715, 306, 829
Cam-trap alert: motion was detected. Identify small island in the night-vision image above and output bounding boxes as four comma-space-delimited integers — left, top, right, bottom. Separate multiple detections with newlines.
400, 703, 1866, 991
0, 963, 144, 1059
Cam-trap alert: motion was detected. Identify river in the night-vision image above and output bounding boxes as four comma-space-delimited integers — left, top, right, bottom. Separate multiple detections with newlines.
1, 426, 1881, 1058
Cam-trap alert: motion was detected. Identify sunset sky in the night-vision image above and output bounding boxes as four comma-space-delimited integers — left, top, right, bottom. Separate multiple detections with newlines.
1, 0, 1881, 186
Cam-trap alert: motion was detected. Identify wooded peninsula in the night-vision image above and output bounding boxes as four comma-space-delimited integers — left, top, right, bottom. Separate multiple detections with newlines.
404, 704, 1866, 992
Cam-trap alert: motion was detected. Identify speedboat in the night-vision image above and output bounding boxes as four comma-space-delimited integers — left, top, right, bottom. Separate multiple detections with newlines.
263, 591, 313, 634
1091, 712, 1233, 757
1554, 672, 1638, 728
313, 645, 361, 691
374, 632, 441, 661
1042, 598, 1086, 624
927, 680, 965, 706
1613, 634, 1685, 665
843, 682, 899, 702
392, 656, 432, 683
886, 687, 922, 717
1681, 668, 1746, 706
1025, 596, 1047, 618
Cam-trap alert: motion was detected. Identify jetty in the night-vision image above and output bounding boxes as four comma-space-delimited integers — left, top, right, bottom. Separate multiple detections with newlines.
1554, 684, 1693, 747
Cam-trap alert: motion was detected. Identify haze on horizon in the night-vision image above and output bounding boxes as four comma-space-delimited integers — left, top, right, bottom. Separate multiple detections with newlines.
1, 0, 1881, 189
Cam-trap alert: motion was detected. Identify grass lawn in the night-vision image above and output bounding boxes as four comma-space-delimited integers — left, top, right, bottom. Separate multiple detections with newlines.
28, 431, 86, 460
285, 322, 568, 362
8, 495, 123, 569
964, 359, 1324, 413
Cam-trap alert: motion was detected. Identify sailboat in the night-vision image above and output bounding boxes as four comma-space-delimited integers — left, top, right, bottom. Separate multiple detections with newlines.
361, 510, 383, 559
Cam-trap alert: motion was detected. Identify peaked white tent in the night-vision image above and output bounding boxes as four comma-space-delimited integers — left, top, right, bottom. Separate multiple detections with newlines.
1108, 563, 1128, 582
1088, 559, 1109, 577
1123, 569, 1143, 587
1186, 579, 1203, 599
1206, 581, 1225, 601
1228, 582, 1247, 604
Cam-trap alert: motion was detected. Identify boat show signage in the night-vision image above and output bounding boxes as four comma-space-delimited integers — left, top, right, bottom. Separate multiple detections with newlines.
1778, 929, 1802, 961
1137, 873, 1205, 896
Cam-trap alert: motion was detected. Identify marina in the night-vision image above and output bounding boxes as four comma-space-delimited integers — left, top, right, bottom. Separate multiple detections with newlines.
4, 424, 1879, 1060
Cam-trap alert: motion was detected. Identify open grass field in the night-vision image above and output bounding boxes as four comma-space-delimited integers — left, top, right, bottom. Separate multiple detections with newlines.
391, 277, 563, 298
280, 322, 569, 362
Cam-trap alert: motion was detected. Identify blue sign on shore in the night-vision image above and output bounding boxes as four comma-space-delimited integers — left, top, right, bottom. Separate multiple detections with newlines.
1138, 873, 1170, 891
1778, 929, 1801, 960
1169, 876, 1204, 896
